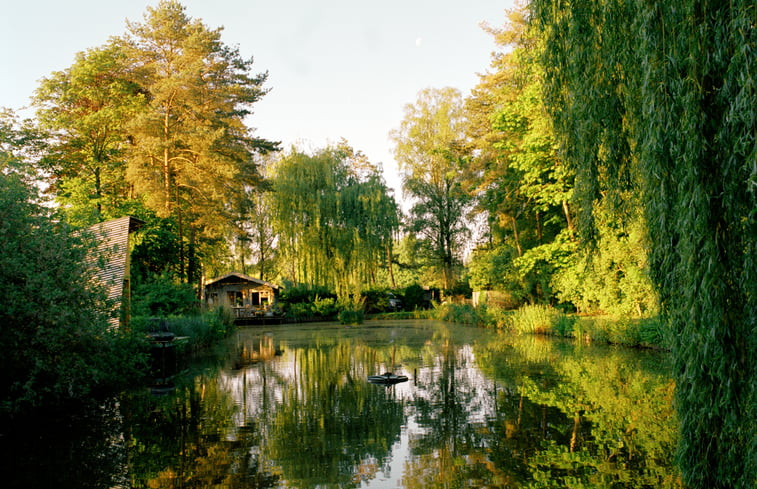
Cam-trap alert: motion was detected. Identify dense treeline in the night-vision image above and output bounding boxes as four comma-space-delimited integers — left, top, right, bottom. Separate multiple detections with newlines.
3, 1, 658, 315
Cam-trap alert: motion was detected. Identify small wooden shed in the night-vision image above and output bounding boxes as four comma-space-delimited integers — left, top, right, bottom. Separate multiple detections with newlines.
88, 216, 143, 328
204, 272, 279, 318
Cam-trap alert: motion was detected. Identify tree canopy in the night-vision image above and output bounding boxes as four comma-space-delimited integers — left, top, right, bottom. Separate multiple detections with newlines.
391, 87, 473, 290
270, 144, 400, 297
32, 0, 278, 284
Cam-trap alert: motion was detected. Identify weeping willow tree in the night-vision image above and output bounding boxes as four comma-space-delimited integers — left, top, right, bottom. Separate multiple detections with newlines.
530, 1, 756, 487
270, 145, 400, 297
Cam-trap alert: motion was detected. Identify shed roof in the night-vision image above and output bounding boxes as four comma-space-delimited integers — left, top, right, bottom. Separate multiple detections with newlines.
205, 272, 279, 290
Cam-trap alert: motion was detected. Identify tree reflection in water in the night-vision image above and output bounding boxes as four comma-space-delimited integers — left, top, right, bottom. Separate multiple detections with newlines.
0, 398, 129, 489
0, 321, 683, 488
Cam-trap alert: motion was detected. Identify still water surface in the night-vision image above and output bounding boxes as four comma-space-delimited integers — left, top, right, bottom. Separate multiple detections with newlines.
4, 320, 682, 488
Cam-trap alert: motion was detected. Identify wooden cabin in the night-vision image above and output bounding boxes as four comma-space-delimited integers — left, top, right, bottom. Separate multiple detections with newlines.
204, 272, 279, 319
88, 216, 143, 328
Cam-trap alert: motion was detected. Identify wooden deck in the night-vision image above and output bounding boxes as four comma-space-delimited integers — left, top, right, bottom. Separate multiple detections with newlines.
231, 307, 285, 325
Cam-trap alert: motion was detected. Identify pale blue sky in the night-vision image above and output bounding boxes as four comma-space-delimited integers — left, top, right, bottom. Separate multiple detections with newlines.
1, 0, 514, 193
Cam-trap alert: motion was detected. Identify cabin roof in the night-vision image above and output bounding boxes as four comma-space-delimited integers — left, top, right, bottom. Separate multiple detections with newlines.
205, 272, 279, 290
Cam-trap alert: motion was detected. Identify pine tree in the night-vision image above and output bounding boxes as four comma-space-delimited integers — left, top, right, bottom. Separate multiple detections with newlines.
121, 0, 277, 281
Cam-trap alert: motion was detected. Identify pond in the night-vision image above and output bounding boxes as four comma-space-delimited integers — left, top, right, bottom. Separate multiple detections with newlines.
2, 320, 682, 488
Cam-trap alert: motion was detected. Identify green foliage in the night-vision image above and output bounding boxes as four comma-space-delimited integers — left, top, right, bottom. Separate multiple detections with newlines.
402, 283, 428, 310
312, 297, 338, 318
509, 304, 565, 335
467, 244, 524, 295
0, 108, 45, 182
531, 1, 756, 486
361, 287, 392, 313
31, 1, 277, 283
431, 302, 487, 327
279, 291, 340, 322
33, 42, 143, 227
279, 283, 336, 305
464, 7, 577, 306
433, 298, 668, 349
391, 87, 473, 289
130, 213, 184, 282
445, 278, 473, 299
550, 209, 658, 317
131, 274, 198, 317
270, 144, 399, 297
132, 308, 233, 352
337, 298, 365, 325
0, 173, 147, 416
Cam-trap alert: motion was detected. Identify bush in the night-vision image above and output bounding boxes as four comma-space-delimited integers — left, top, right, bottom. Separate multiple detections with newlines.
280, 295, 340, 322
445, 280, 473, 299
402, 283, 427, 310
362, 287, 392, 313
132, 274, 198, 316
432, 303, 484, 326
283, 302, 315, 322
338, 298, 365, 325
279, 283, 335, 304
0, 174, 148, 416
312, 297, 338, 318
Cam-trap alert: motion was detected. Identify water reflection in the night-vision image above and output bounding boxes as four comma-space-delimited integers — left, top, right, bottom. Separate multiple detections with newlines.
0, 398, 129, 489
0, 321, 682, 488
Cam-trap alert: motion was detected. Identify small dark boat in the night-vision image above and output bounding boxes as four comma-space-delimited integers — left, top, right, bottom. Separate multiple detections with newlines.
368, 372, 409, 384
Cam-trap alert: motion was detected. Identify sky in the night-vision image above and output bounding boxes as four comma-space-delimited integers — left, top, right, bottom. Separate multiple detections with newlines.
1, 0, 514, 196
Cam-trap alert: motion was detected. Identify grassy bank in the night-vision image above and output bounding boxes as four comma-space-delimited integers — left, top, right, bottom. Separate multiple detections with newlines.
368, 309, 434, 320
430, 302, 668, 349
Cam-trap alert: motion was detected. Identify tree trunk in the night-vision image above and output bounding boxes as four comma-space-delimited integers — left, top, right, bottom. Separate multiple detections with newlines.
570, 413, 581, 452
162, 96, 174, 216
511, 216, 523, 257
562, 200, 574, 234
387, 243, 396, 288
93, 167, 102, 220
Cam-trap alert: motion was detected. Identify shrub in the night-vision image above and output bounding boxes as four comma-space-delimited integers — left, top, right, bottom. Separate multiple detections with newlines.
402, 283, 427, 310
0, 174, 148, 415
312, 297, 338, 318
432, 303, 484, 326
362, 288, 390, 313
553, 313, 578, 337
283, 302, 315, 322
279, 284, 335, 304
338, 298, 365, 325
132, 274, 198, 316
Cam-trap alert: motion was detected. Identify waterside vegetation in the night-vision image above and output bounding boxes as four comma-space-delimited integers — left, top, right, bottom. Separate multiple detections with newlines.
430, 302, 667, 350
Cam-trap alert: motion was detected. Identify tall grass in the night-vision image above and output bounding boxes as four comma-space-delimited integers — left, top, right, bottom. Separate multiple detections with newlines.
132, 307, 235, 352
509, 304, 568, 335
430, 302, 668, 349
